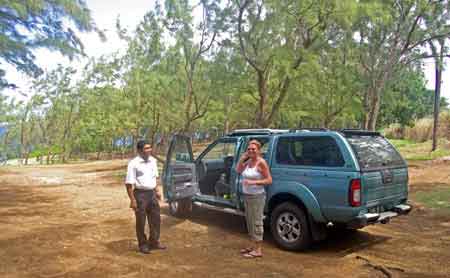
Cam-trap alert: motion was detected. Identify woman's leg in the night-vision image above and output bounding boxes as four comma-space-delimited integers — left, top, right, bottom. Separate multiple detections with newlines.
241, 195, 254, 253
243, 194, 265, 256
251, 194, 265, 255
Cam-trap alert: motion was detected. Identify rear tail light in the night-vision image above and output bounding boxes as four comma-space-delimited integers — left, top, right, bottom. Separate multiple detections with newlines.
349, 179, 361, 207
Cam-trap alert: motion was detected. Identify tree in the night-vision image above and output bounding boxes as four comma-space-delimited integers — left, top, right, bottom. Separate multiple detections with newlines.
163, 0, 226, 132
118, 11, 167, 147
428, 39, 446, 151
0, 0, 103, 89
78, 56, 126, 158
354, 0, 450, 130
233, 0, 355, 127
28, 64, 79, 163
0, 93, 18, 158
378, 68, 448, 127
199, 48, 251, 133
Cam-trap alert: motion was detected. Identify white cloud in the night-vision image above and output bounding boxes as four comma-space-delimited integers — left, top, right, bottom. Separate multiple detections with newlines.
3, 0, 153, 100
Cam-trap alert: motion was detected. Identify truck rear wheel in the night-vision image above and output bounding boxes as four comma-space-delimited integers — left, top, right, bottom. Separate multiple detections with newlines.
168, 198, 192, 218
270, 202, 312, 251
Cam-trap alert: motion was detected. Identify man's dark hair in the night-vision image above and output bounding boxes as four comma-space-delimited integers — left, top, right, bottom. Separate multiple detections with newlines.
136, 139, 151, 151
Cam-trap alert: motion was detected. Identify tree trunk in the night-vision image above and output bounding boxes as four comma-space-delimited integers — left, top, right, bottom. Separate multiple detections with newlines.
432, 60, 442, 151
62, 104, 74, 163
369, 88, 382, 131
183, 76, 194, 132
266, 76, 291, 126
363, 84, 383, 131
429, 39, 445, 152
224, 94, 231, 134
362, 87, 373, 130
149, 99, 161, 147
51, 153, 57, 164
133, 127, 140, 155
19, 115, 27, 165
255, 71, 268, 128
132, 136, 136, 155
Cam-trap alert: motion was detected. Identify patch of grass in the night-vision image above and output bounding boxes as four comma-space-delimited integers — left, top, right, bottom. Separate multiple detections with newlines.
406, 148, 450, 161
389, 139, 450, 161
412, 189, 450, 215
389, 139, 416, 148
111, 172, 126, 179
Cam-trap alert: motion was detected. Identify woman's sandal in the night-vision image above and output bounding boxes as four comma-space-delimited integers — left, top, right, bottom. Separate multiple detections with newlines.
242, 250, 262, 258
240, 247, 253, 254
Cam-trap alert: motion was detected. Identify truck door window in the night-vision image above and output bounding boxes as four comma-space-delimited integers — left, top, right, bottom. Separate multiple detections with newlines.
203, 142, 237, 160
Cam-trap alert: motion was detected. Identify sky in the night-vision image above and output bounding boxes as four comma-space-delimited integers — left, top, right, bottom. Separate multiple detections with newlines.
3, 0, 450, 101
3, 0, 152, 99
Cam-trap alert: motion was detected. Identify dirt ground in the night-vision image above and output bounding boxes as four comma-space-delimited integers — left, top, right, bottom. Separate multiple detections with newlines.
0, 160, 449, 278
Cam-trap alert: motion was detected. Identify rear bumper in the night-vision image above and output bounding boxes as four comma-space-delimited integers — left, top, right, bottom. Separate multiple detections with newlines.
347, 204, 412, 229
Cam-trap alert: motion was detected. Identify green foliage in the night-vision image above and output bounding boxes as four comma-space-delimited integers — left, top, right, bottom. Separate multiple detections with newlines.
2, 0, 450, 162
0, 0, 103, 88
379, 69, 449, 127
354, 0, 450, 130
389, 139, 416, 148
391, 139, 450, 161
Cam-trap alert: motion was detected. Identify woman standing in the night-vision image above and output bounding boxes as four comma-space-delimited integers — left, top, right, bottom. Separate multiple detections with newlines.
236, 140, 272, 258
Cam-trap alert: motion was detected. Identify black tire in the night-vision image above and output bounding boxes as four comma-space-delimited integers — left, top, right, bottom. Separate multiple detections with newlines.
168, 198, 192, 218
270, 202, 312, 251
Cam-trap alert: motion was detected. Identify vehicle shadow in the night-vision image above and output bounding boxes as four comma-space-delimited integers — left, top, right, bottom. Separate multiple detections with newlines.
305, 228, 390, 257
161, 205, 390, 256
160, 205, 247, 234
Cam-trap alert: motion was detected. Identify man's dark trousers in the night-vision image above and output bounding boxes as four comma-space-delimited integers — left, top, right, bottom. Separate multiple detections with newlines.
133, 189, 160, 248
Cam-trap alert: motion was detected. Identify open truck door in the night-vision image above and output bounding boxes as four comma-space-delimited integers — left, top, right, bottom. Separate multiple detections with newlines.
162, 135, 199, 217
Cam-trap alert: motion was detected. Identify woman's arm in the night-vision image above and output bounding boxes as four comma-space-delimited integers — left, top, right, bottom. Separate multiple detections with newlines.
236, 152, 249, 173
255, 159, 273, 186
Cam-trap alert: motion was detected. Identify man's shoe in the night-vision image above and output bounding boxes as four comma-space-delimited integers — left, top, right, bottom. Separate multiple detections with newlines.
139, 245, 151, 254
149, 242, 167, 250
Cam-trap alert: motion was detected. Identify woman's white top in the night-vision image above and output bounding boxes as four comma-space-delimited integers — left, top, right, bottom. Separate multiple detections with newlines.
242, 163, 265, 195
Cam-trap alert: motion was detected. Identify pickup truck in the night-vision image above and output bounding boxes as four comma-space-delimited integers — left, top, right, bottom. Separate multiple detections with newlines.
162, 129, 412, 250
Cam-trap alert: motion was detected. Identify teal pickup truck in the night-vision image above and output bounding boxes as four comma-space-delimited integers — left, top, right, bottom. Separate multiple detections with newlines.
162, 129, 412, 251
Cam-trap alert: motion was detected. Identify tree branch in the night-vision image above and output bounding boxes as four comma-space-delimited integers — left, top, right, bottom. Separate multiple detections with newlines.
404, 32, 450, 54
266, 76, 291, 124
236, 0, 262, 72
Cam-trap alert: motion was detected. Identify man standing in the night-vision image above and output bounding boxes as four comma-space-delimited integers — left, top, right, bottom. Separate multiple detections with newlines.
126, 139, 166, 254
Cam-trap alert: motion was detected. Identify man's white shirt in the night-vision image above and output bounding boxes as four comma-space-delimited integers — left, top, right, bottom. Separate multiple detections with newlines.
126, 156, 159, 190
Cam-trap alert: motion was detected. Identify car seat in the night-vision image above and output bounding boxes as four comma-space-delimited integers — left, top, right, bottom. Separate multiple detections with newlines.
214, 156, 234, 197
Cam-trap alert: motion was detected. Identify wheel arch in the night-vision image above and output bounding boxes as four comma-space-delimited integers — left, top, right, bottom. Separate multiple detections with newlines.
267, 188, 326, 223
268, 193, 307, 217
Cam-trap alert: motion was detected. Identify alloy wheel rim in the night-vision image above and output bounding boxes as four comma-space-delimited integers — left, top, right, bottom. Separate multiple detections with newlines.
276, 212, 301, 243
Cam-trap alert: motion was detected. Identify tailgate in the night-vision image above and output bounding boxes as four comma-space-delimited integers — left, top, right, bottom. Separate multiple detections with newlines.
343, 132, 409, 210
361, 167, 408, 209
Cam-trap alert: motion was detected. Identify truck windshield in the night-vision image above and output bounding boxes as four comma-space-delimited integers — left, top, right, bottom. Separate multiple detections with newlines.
346, 135, 406, 170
